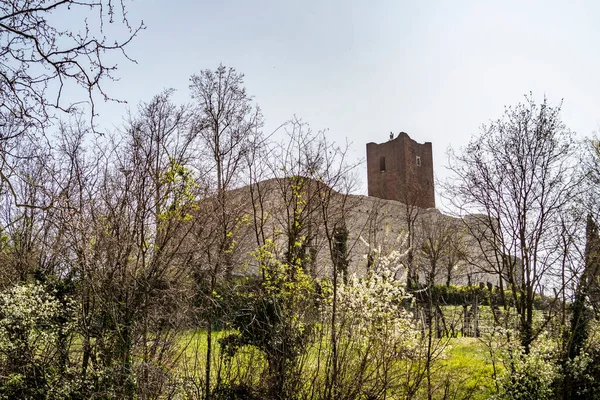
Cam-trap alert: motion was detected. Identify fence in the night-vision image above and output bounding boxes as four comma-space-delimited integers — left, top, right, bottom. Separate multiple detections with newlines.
411, 299, 560, 338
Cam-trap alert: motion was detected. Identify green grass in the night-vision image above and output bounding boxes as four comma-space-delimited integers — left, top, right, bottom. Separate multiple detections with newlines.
175, 329, 269, 390
172, 330, 500, 399
436, 337, 499, 399
175, 329, 223, 378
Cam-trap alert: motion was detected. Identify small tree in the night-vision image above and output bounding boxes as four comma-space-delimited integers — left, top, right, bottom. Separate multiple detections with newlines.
220, 238, 316, 399
330, 234, 418, 399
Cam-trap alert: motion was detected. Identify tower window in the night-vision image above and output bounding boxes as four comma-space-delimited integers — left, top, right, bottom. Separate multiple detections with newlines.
380, 156, 386, 172
416, 156, 421, 166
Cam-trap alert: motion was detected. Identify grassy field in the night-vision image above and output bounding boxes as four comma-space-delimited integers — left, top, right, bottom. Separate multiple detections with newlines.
436, 337, 499, 399
173, 330, 500, 399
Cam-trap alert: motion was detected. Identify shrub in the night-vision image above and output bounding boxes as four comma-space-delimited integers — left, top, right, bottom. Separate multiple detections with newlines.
495, 334, 560, 400
0, 282, 77, 399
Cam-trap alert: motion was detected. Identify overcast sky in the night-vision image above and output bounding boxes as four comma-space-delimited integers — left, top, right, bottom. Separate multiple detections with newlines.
90, 0, 600, 207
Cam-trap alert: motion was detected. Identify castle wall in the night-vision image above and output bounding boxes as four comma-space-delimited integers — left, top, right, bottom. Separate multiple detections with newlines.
366, 132, 435, 209
225, 179, 502, 288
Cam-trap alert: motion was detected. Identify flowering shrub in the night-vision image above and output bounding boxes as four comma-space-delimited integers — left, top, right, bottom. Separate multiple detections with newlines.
495, 333, 560, 400
342, 234, 412, 335
0, 282, 77, 399
0, 283, 65, 349
326, 234, 420, 398
336, 260, 413, 342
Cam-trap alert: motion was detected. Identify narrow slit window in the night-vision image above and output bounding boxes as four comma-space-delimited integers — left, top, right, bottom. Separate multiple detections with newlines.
380, 156, 386, 172
416, 156, 421, 166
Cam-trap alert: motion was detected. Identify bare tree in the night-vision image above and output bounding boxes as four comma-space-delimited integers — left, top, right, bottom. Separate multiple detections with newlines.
443, 226, 468, 288
48, 92, 198, 398
0, 0, 143, 134
401, 185, 423, 289
417, 214, 456, 287
189, 64, 263, 399
0, 0, 143, 217
276, 122, 359, 399
0, 88, 201, 397
445, 95, 583, 352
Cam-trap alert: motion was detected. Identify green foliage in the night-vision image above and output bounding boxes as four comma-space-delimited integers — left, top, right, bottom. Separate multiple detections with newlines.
158, 157, 199, 222
0, 229, 9, 252
428, 284, 551, 310
562, 350, 600, 399
429, 284, 491, 305
211, 383, 261, 400
560, 319, 600, 400
219, 239, 316, 398
0, 282, 79, 399
438, 338, 499, 399
495, 334, 560, 400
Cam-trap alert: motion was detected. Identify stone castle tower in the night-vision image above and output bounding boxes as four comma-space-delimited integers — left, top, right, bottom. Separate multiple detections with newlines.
366, 132, 435, 209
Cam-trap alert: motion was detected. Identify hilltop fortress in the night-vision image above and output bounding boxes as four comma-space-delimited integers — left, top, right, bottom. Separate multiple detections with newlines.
218, 131, 502, 288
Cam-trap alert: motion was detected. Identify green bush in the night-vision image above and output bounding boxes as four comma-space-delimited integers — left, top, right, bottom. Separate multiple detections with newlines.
428, 284, 491, 305
495, 335, 559, 400
426, 284, 552, 310
0, 282, 79, 399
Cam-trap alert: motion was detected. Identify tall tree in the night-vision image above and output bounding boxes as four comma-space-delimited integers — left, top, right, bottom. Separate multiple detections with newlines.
0, 0, 143, 215
446, 95, 583, 352
81, 93, 197, 398
189, 64, 263, 399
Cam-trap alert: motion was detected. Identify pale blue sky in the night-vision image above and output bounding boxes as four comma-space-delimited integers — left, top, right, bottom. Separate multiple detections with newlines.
90, 0, 600, 205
